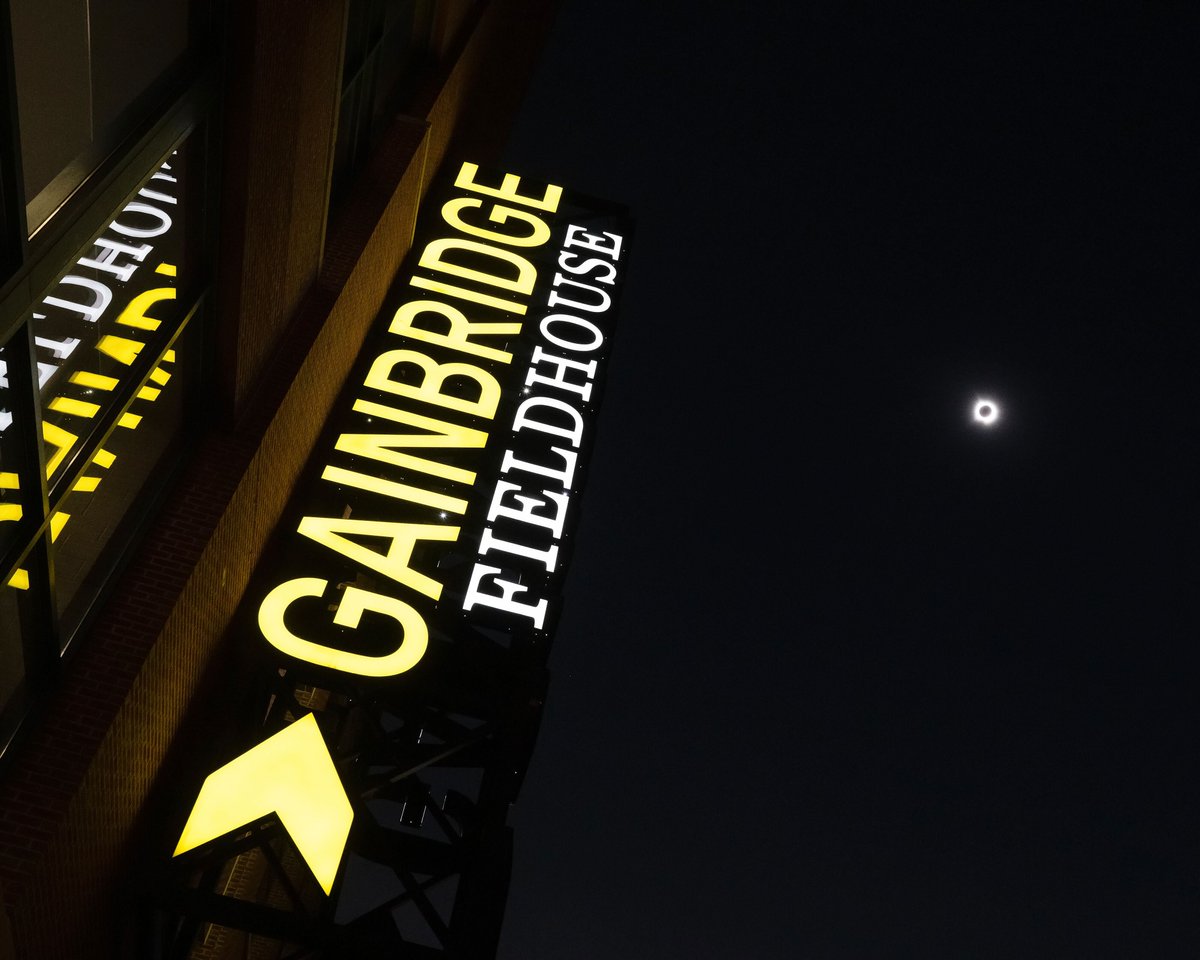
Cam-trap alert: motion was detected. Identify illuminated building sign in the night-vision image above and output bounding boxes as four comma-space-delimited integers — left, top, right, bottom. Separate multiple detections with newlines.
172, 163, 630, 907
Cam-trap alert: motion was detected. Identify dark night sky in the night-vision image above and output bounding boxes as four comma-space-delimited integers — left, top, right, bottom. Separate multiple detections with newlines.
498, 4, 1196, 957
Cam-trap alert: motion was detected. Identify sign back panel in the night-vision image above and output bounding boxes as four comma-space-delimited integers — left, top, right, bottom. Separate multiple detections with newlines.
158, 162, 631, 955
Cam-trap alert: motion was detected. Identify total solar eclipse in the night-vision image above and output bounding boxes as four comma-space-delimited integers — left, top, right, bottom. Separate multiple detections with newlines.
972, 398, 1001, 427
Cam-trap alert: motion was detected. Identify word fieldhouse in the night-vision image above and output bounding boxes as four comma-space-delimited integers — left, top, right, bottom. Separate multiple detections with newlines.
464, 223, 623, 630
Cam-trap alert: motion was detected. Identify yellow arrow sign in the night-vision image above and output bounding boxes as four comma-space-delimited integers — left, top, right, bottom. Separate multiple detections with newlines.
173, 713, 353, 894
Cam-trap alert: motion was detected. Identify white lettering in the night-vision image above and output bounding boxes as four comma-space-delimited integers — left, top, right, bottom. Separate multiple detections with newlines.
539, 313, 604, 352
463, 563, 549, 628
43, 275, 113, 323
513, 395, 585, 447
76, 237, 153, 283
487, 479, 569, 538
110, 201, 173, 238
546, 273, 612, 314
524, 346, 597, 401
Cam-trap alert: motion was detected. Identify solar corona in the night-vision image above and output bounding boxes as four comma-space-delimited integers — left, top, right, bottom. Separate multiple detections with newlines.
972, 397, 1000, 427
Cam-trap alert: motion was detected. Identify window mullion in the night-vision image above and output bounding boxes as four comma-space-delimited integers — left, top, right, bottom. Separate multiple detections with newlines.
0, 0, 31, 274
5, 320, 61, 685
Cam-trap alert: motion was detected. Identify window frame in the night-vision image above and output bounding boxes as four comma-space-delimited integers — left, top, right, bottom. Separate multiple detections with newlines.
0, 4, 222, 763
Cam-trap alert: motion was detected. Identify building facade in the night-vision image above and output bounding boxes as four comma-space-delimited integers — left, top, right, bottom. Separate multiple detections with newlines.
0, 1, 562, 956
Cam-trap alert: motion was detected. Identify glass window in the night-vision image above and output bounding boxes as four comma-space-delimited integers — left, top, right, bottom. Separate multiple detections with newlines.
9, 0, 192, 233
0, 0, 215, 763
31, 144, 189, 493
0, 341, 25, 559
0, 128, 205, 725
331, 0, 436, 211
52, 316, 196, 642
0, 570, 28, 753
0, 338, 36, 755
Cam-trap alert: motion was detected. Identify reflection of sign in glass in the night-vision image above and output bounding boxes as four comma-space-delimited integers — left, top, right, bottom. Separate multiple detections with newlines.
0, 148, 186, 589
33, 152, 184, 484
0, 345, 20, 559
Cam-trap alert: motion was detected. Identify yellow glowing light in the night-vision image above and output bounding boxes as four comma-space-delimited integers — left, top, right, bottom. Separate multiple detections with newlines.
333, 432, 476, 485
49, 396, 101, 418
155, 262, 177, 277
148, 367, 171, 385
364, 348, 501, 420
92, 448, 116, 469
440, 197, 552, 248
117, 412, 142, 429
96, 335, 144, 366
70, 371, 120, 391
173, 713, 353, 895
420, 237, 536, 296
73, 475, 101, 493
42, 422, 79, 477
297, 516, 458, 600
0, 472, 18, 490
116, 286, 176, 331
258, 577, 429, 677
49, 512, 70, 542
320, 464, 468, 514
7, 569, 29, 590
389, 298, 521, 365
351, 398, 489, 448
453, 162, 563, 213
137, 385, 161, 401
408, 275, 528, 316
0, 504, 21, 522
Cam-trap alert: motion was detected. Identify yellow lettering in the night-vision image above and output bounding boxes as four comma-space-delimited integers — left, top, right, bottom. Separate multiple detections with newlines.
320, 465, 468, 514
297, 517, 457, 600
440, 197, 551, 248
258, 577, 429, 677
389, 299, 520, 365
334, 432, 475, 485
408, 275, 528, 315
364, 349, 500, 419
116, 286, 175, 331
454, 162, 562, 212
351, 398, 488, 449
419, 238, 537, 297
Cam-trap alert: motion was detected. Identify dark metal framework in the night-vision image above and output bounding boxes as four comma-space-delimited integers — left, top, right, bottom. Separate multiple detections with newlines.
144, 631, 547, 960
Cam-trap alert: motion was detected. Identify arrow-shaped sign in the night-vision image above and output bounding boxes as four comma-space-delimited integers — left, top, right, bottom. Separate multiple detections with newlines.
173, 713, 353, 895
